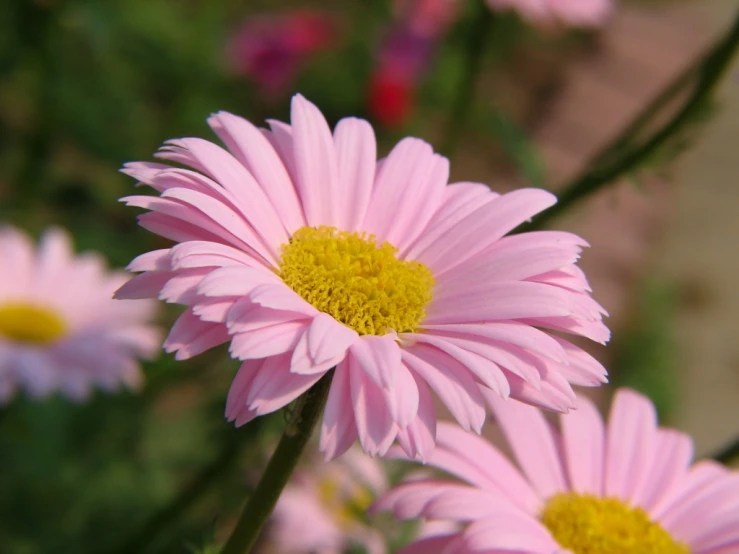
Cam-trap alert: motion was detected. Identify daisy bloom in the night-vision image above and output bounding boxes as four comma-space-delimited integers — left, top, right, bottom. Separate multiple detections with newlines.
486, 0, 613, 29
377, 388, 739, 553
116, 94, 608, 461
268, 447, 388, 554
0, 226, 160, 402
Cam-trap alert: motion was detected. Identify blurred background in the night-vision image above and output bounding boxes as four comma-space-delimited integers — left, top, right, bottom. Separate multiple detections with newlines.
0, 0, 738, 552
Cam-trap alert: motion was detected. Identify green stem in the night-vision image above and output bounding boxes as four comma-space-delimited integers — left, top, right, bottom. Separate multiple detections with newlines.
523, 9, 739, 231
441, 2, 496, 158
220, 371, 334, 554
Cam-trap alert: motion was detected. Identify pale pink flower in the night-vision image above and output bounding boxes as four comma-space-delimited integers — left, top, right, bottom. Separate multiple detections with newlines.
225, 11, 337, 97
486, 0, 613, 28
269, 447, 387, 554
394, 0, 462, 38
117, 94, 608, 461
378, 388, 739, 553
0, 226, 160, 402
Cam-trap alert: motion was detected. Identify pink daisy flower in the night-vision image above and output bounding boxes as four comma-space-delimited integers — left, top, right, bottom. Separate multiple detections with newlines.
116, 94, 608, 461
0, 226, 160, 402
377, 388, 739, 553
269, 447, 388, 554
486, 0, 613, 28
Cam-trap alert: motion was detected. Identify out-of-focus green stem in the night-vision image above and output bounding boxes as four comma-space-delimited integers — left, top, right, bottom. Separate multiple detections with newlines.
220, 372, 334, 554
524, 9, 739, 231
441, 3, 496, 158
712, 436, 739, 465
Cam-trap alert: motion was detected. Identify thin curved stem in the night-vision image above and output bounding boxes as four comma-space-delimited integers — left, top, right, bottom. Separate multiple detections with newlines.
523, 8, 739, 231
712, 435, 739, 465
220, 371, 334, 554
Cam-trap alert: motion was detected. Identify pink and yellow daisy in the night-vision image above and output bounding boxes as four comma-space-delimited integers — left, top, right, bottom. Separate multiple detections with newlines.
117, 94, 608, 460
0, 226, 160, 402
378, 388, 739, 553
269, 447, 388, 554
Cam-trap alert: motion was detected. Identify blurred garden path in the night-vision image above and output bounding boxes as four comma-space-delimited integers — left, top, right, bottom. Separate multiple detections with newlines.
652, 0, 739, 457
476, 0, 739, 454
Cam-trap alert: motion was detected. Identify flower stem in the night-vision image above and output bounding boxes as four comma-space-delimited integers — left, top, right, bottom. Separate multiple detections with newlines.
441, 2, 496, 158
220, 371, 334, 554
523, 8, 739, 231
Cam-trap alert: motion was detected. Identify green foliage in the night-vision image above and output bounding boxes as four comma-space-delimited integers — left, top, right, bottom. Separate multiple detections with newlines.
611, 280, 680, 422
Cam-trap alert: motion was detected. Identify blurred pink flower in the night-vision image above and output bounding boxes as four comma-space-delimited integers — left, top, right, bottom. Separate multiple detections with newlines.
394, 0, 462, 38
0, 226, 160, 402
378, 388, 739, 553
486, 0, 613, 28
118, 94, 608, 461
369, 1, 461, 128
368, 30, 434, 128
270, 447, 387, 554
226, 11, 337, 97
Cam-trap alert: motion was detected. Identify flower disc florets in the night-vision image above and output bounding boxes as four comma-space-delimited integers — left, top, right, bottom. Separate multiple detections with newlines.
279, 226, 434, 335
542, 493, 689, 554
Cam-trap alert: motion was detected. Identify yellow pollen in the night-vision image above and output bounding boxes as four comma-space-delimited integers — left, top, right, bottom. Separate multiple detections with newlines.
0, 303, 67, 345
279, 226, 434, 335
541, 493, 689, 554
317, 477, 374, 529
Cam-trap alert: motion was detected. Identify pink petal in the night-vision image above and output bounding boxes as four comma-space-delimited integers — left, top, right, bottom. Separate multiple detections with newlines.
225, 297, 310, 334
604, 388, 658, 500
403, 181, 495, 262
197, 266, 279, 297
636, 429, 693, 513
413, 188, 556, 275
421, 322, 568, 364
487, 391, 568, 498
161, 187, 279, 265
169, 241, 262, 270
165, 137, 288, 251
381, 360, 419, 428
426, 281, 573, 324
164, 309, 229, 360
126, 249, 171, 272
114, 272, 172, 300
247, 353, 324, 415
290, 94, 341, 226
406, 333, 511, 397
435, 423, 541, 513
226, 359, 262, 425
349, 359, 397, 456
290, 317, 355, 376
228, 321, 306, 360
349, 334, 401, 389
320, 362, 359, 460
208, 111, 305, 233
396, 374, 436, 462
333, 117, 376, 231
363, 138, 447, 253
402, 345, 486, 433
462, 513, 559, 552
560, 395, 605, 496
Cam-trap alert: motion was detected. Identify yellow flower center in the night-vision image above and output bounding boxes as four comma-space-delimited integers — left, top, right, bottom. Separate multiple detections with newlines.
0, 303, 67, 345
541, 493, 689, 554
317, 477, 374, 529
279, 226, 434, 335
